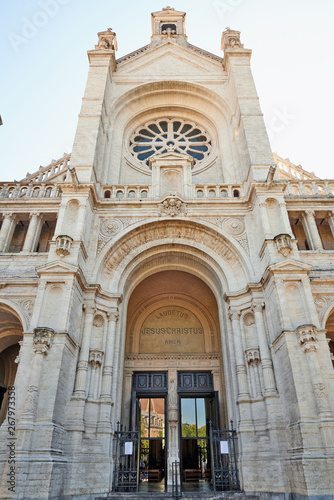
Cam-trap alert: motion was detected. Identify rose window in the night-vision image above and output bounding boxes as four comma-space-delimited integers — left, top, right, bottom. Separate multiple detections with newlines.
129, 119, 212, 166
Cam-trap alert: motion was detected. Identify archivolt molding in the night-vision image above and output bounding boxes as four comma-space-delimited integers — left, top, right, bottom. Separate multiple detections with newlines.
118, 248, 224, 302
97, 220, 253, 292
314, 295, 334, 327
0, 298, 28, 332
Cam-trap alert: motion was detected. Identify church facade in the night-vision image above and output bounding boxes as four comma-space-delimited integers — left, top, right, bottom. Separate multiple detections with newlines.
0, 7, 334, 500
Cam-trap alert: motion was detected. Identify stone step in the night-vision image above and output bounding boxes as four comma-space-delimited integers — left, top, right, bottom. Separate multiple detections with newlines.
97, 493, 260, 500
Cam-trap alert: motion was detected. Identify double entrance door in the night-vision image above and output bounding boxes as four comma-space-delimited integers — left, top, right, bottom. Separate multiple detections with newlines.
128, 371, 218, 493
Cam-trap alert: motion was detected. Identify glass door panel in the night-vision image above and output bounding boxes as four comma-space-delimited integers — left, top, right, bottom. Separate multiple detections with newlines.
138, 397, 166, 489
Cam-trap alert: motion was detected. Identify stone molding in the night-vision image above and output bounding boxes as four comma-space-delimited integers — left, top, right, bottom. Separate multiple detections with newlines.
125, 353, 220, 362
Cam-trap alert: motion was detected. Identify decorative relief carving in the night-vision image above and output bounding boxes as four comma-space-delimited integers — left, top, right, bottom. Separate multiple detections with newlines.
23, 385, 38, 414
103, 223, 240, 275
93, 315, 104, 328
33, 327, 54, 355
314, 383, 331, 413
12, 298, 35, 319
234, 234, 250, 255
296, 325, 319, 353
95, 28, 117, 51
56, 235, 73, 257
223, 218, 245, 235
222, 28, 244, 49
159, 197, 187, 217
314, 295, 334, 322
244, 313, 255, 326
97, 219, 123, 254
14, 341, 23, 364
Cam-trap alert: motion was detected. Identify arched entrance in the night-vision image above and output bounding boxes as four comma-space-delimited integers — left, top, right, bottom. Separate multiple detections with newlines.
123, 270, 227, 493
0, 304, 23, 425
325, 309, 334, 367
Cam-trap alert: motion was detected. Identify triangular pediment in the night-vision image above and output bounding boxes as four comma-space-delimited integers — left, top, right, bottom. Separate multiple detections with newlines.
36, 260, 80, 276
268, 259, 312, 274
116, 41, 225, 77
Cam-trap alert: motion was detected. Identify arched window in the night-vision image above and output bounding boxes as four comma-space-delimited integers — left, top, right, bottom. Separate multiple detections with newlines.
116, 190, 124, 199
141, 190, 148, 199
128, 190, 136, 198
233, 189, 240, 198
196, 190, 204, 198
220, 190, 228, 198
208, 190, 216, 198
104, 190, 111, 199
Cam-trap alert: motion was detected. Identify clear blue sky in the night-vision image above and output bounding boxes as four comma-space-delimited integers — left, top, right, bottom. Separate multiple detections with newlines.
1, 0, 333, 181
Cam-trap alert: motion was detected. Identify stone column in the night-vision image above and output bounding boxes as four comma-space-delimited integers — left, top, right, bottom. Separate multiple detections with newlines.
229, 310, 250, 400
327, 211, 334, 240
297, 325, 332, 420
22, 212, 43, 252
252, 303, 277, 396
98, 310, 118, 433
259, 202, 272, 237
73, 305, 96, 398
302, 210, 323, 251
0, 212, 17, 252
100, 310, 118, 402
167, 372, 180, 486
279, 202, 294, 236
20, 328, 54, 430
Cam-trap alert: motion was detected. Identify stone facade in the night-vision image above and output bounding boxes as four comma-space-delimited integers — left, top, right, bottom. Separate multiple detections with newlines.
0, 7, 334, 500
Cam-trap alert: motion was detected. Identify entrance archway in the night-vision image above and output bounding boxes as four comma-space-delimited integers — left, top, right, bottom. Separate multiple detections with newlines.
325, 308, 334, 367
0, 304, 23, 425
123, 270, 227, 492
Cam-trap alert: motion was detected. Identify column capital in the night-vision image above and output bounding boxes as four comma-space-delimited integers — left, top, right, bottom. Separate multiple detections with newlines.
33, 327, 54, 355
82, 304, 96, 316
304, 210, 315, 218
89, 349, 104, 366
252, 302, 265, 313
229, 309, 241, 321
2, 211, 16, 221
296, 324, 318, 346
107, 309, 119, 322
29, 211, 42, 220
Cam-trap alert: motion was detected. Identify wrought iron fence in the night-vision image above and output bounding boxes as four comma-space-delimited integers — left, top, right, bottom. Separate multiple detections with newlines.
209, 420, 240, 493
112, 422, 140, 493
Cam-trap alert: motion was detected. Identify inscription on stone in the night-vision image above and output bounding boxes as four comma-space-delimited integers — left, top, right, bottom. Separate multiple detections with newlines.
139, 306, 205, 354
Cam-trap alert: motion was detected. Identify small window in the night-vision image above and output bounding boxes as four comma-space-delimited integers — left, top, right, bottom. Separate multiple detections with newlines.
208, 189, 216, 198
233, 189, 240, 198
104, 190, 111, 199
128, 190, 136, 199
220, 190, 228, 198
196, 190, 204, 198
45, 187, 52, 198
161, 23, 177, 33
33, 188, 40, 198
116, 190, 124, 199
7, 189, 14, 198
20, 187, 27, 198
141, 190, 148, 199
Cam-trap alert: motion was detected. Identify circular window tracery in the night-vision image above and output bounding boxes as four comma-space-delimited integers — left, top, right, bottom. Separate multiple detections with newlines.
129, 119, 212, 167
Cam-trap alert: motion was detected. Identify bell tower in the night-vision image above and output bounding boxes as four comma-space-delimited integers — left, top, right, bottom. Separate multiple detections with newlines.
151, 6, 187, 42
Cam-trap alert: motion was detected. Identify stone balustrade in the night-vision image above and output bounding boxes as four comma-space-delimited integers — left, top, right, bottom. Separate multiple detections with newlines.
102, 184, 243, 200
21, 154, 70, 183
0, 183, 60, 199
284, 179, 334, 197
